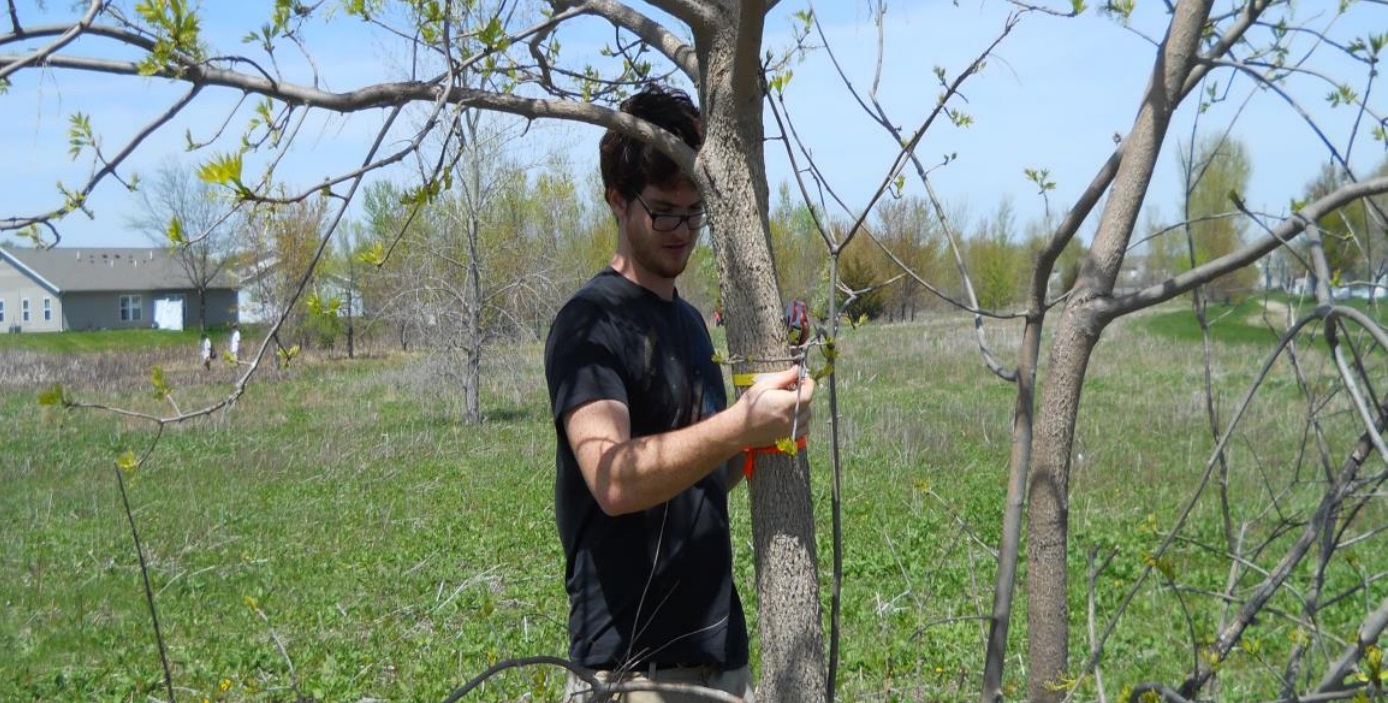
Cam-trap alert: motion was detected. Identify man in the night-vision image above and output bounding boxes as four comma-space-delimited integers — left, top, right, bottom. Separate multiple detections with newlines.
544, 84, 814, 702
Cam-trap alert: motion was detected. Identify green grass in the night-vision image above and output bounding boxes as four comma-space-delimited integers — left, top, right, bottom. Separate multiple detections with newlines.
2, 318, 1385, 702
0, 328, 210, 353
1142, 293, 1388, 347
1141, 300, 1283, 345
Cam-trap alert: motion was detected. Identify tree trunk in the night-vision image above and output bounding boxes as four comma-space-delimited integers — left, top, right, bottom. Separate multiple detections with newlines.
1024, 4, 1213, 700
1026, 311, 1097, 702
464, 342, 481, 424
346, 273, 355, 360
465, 211, 483, 425
695, 4, 827, 699
980, 315, 1042, 703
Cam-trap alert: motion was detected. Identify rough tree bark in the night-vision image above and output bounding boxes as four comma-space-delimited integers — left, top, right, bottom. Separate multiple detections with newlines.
693, 3, 829, 699
1026, 2, 1214, 700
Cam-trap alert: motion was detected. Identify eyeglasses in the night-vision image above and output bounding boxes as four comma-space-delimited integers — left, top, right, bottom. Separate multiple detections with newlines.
633, 194, 707, 232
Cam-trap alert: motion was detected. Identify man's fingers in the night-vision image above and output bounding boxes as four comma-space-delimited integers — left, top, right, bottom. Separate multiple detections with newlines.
751, 366, 800, 390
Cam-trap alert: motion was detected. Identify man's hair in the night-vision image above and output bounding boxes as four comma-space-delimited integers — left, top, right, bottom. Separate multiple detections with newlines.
599, 84, 702, 200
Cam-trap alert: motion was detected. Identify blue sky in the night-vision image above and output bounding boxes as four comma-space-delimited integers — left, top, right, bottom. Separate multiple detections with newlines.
3, 1, 1385, 248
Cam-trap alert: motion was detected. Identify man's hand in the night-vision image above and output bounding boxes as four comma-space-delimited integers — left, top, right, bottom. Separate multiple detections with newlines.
733, 365, 815, 449
563, 365, 815, 514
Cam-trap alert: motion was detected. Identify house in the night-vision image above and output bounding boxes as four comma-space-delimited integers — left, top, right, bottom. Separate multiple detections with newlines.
1333, 273, 1388, 302
0, 247, 238, 332
235, 256, 365, 324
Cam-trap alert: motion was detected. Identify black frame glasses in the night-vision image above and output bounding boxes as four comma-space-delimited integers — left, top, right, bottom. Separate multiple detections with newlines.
633, 194, 707, 232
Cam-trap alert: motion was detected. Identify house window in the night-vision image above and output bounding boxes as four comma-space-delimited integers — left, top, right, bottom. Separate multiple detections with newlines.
120, 295, 142, 322
21, 298, 30, 323
43, 298, 52, 322
0, 299, 5, 323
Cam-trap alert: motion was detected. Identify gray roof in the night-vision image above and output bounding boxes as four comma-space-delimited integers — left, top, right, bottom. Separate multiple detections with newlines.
0, 247, 238, 294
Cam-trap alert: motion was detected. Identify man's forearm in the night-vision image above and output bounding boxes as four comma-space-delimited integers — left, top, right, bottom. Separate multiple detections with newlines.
585, 407, 745, 515
568, 367, 812, 515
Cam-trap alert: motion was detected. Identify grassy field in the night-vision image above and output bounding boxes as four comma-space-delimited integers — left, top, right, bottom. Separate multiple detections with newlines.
0, 328, 232, 354
3, 303, 1386, 702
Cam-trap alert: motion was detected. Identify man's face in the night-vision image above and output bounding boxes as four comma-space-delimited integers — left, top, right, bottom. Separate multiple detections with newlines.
614, 181, 705, 282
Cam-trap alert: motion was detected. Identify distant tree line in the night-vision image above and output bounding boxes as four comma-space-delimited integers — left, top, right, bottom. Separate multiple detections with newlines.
123, 132, 1388, 367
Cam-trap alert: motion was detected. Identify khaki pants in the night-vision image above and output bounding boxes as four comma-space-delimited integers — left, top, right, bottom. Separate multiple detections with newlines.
563, 664, 755, 702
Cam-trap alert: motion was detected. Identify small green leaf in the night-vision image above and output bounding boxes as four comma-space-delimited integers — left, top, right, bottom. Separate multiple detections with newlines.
477, 16, 508, 50
1141, 551, 1176, 580
38, 384, 68, 407
821, 338, 838, 363
57, 181, 87, 213
1024, 167, 1056, 193
1226, 189, 1245, 210
196, 152, 244, 188
357, 242, 386, 266
767, 69, 793, 94
67, 112, 93, 159
116, 450, 139, 476
166, 216, 186, 246
151, 365, 172, 399
1370, 32, 1388, 56
306, 292, 341, 317
276, 344, 301, 367
1328, 83, 1359, 107
1104, 0, 1136, 23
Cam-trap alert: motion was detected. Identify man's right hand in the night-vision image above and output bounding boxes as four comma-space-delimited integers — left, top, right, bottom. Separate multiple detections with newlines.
562, 365, 816, 515
734, 365, 815, 448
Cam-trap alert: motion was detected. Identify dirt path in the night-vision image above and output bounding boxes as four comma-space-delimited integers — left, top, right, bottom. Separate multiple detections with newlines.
1249, 298, 1292, 328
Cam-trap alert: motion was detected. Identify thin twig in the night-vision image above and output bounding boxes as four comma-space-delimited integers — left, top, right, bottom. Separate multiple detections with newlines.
113, 429, 175, 703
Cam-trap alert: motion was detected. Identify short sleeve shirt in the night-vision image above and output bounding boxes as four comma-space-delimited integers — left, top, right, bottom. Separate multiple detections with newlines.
544, 269, 747, 670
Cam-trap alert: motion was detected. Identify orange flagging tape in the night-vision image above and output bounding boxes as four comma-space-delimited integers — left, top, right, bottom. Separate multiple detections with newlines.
742, 435, 809, 479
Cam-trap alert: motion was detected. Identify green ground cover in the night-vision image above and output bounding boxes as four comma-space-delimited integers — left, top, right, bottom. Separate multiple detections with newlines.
0, 328, 229, 354
2, 310, 1384, 701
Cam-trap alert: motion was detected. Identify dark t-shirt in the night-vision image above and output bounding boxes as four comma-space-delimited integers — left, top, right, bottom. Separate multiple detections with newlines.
544, 269, 747, 670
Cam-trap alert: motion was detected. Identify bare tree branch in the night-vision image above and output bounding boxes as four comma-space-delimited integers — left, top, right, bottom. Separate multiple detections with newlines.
438, 654, 747, 703
552, 0, 699, 81
1107, 177, 1388, 318
1316, 595, 1388, 694
635, 0, 711, 28
1170, 225, 1388, 695
0, 0, 100, 80
0, 51, 698, 171
1128, 683, 1194, 703
0, 84, 203, 237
